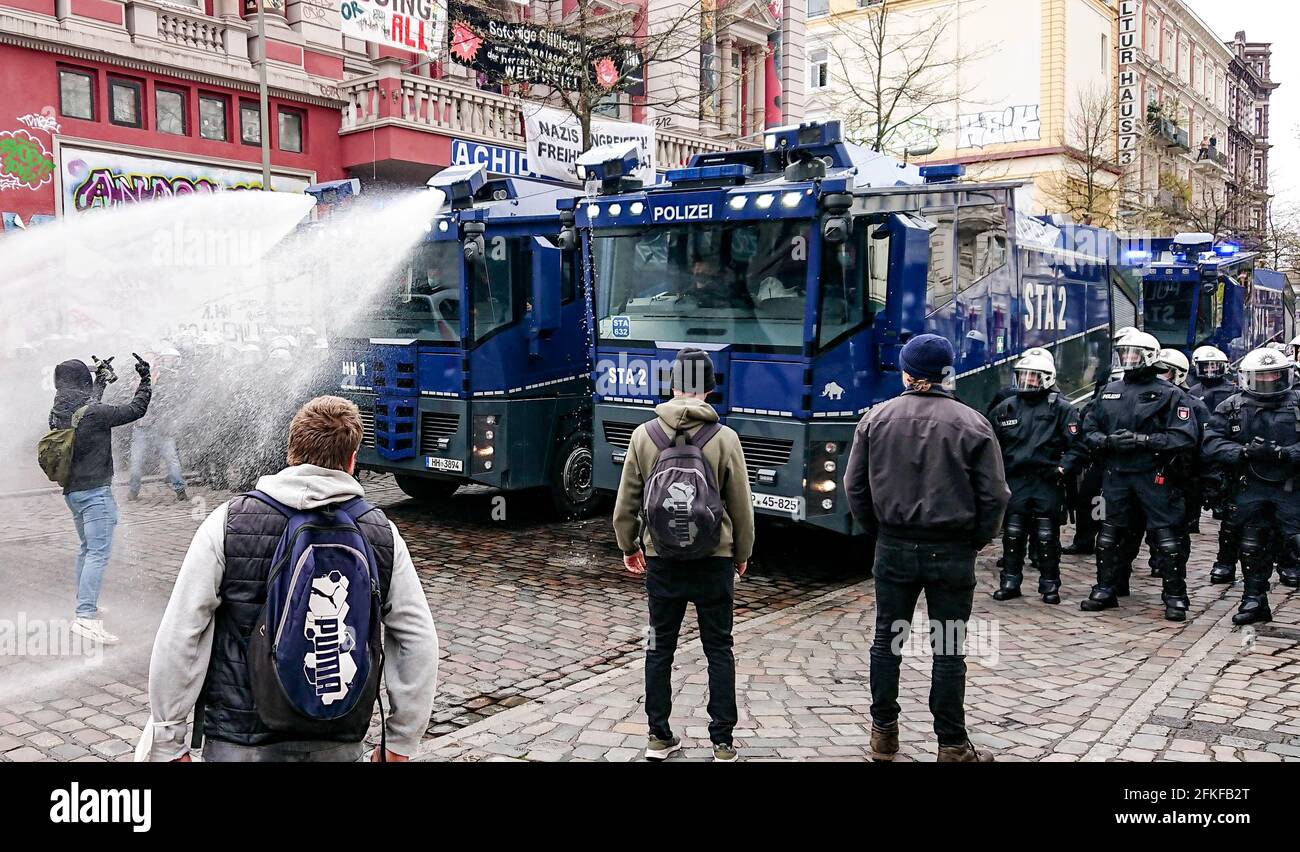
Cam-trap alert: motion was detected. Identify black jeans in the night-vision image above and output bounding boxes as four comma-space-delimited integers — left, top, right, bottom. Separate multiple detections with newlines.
644, 556, 737, 745
869, 535, 977, 746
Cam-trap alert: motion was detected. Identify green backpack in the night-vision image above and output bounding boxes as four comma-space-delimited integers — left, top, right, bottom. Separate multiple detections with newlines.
37, 405, 89, 487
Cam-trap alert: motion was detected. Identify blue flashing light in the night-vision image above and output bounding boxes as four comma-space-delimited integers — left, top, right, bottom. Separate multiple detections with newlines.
1214, 243, 1239, 256
305, 178, 361, 204
919, 164, 966, 183
665, 163, 753, 184
1124, 250, 1152, 263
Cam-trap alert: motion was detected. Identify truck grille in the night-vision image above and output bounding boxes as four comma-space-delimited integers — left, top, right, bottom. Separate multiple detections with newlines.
740, 435, 794, 482
419, 412, 461, 455
603, 421, 639, 450
358, 405, 375, 448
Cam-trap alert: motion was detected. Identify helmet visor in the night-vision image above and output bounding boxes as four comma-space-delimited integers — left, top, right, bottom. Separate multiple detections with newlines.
1241, 367, 1291, 397
1196, 360, 1225, 379
1114, 344, 1151, 370
1014, 368, 1049, 391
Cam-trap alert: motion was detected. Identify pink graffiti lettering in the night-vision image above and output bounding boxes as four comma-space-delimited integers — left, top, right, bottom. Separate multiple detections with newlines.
71, 169, 234, 211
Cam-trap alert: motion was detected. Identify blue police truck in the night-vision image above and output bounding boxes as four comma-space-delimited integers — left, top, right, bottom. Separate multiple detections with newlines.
335, 165, 600, 516
566, 121, 1137, 535
1133, 233, 1294, 361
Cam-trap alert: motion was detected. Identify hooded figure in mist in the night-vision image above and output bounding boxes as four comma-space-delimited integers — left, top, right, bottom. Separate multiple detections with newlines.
48, 356, 152, 645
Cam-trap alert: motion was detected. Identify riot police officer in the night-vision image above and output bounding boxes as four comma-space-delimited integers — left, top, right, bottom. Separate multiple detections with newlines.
1081, 331, 1200, 620
989, 349, 1083, 604
1203, 347, 1300, 624
1064, 329, 1138, 555
1189, 346, 1240, 583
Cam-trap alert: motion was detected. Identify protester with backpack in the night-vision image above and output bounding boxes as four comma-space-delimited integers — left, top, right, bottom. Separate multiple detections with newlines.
612, 348, 754, 762
41, 355, 152, 645
139, 396, 438, 762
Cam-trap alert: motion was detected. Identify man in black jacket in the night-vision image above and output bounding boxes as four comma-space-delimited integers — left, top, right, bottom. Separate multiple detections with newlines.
1190, 346, 1240, 584
48, 356, 151, 645
845, 333, 1009, 763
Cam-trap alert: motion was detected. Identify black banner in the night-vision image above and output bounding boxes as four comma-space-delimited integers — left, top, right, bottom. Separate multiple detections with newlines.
447, 1, 642, 95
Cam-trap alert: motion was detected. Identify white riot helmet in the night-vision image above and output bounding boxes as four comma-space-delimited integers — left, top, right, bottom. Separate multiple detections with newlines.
1114, 325, 1139, 342
1022, 346, 1055, 364
1238, 347, 1294, 398
1192, 345, 1228, 380
1113, 330, 1160, 372
1156, 348, 1190, 387
1014, 348, 1056, 393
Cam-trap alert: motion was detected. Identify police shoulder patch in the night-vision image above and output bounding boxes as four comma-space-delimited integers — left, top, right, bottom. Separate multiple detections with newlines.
1102, 392, 1122, 400
1177, 405, 1190, 421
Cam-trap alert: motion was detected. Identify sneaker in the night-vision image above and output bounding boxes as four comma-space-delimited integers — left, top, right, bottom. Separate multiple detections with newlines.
71, 618, 120, 645
644, 734, 681, 761
712, 742, 738, 763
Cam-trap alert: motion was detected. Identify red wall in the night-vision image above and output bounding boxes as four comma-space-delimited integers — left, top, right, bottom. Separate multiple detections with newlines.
0, 44, 346, 220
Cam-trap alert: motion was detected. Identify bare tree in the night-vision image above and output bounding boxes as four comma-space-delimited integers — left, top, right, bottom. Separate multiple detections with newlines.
818, 0, 984, 155
1042, 87, 1120, 227
448, 0, 731, 147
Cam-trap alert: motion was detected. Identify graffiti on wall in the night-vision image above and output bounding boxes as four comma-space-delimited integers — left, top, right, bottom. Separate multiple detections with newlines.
903, 104, 1043, 152
0, 129, 55, 191
17, 108, 61, 135
59, 146, 313, 213
70, 169, 253, 211
955, 105, 1041, 149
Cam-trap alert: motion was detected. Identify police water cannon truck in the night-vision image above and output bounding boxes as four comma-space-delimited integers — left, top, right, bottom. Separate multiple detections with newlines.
334, 164, 600, 516
567, 120, 1138, 535
1135, 232, 1294, 362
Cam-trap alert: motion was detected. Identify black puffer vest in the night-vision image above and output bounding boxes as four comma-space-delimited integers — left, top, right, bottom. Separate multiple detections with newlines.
198, 493, 395, 747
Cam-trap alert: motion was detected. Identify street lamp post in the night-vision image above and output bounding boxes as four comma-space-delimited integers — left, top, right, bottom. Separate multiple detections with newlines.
256, 0, 272, 191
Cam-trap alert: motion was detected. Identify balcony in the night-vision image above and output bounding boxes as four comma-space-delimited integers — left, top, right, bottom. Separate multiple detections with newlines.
1148, 116, 1190, 153
338, 71, 732, 175
1194, 145, 1230, 171
125, 1, 251, 62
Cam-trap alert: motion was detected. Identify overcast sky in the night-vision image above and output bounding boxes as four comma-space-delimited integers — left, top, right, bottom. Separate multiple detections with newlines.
1185, 0, 1300, 211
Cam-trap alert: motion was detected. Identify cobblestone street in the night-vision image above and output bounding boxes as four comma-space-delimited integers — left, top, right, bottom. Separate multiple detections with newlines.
2, 476, 1298, 763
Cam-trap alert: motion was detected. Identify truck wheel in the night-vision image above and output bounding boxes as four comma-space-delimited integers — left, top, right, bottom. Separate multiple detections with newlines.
394, 474, 460, 503
550, 430, 600, 519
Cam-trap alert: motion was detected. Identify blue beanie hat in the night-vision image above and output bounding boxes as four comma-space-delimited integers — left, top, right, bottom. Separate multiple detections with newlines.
900, 334, 954, 383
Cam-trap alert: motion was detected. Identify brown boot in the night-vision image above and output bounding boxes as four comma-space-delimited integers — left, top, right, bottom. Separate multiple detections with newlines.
870, 722, 899, 762
936, 740, 994, 762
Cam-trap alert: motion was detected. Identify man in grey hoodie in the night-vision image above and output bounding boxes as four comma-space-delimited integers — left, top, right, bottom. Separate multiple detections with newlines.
140, 396, 438, 762
613, 348, 754, 762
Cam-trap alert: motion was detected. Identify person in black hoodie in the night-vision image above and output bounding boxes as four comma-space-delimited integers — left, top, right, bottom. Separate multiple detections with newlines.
48, 356, 151, 645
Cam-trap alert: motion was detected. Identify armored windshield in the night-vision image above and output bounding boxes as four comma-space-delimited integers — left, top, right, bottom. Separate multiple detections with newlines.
593, 220, 811, 351
352, 240, 462, 342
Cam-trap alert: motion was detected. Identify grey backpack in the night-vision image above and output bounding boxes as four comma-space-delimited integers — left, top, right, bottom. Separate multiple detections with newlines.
642, 420, 725, 560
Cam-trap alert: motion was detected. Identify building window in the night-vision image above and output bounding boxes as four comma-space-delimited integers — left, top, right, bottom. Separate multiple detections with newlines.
808, 47, 829, 90
1101, 34, 1108, 70
1145, 14, 1158, 54
58, 68, 95, 120
1163, 29, 1175, 69
155, 87, 187, 136
592, 93, 621, 119
199, 94, 227, 141
278, 108, 303, 152
240, 102, 262, 145
109, 78, 144, 128
808, 0, 828, 17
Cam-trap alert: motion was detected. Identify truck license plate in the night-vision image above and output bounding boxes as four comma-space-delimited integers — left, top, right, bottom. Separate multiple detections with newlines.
751, 492, 803, 517
424, 456, 464, 473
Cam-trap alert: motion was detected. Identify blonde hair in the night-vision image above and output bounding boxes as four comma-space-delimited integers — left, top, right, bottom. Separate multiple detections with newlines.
286, 396, 363, 470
